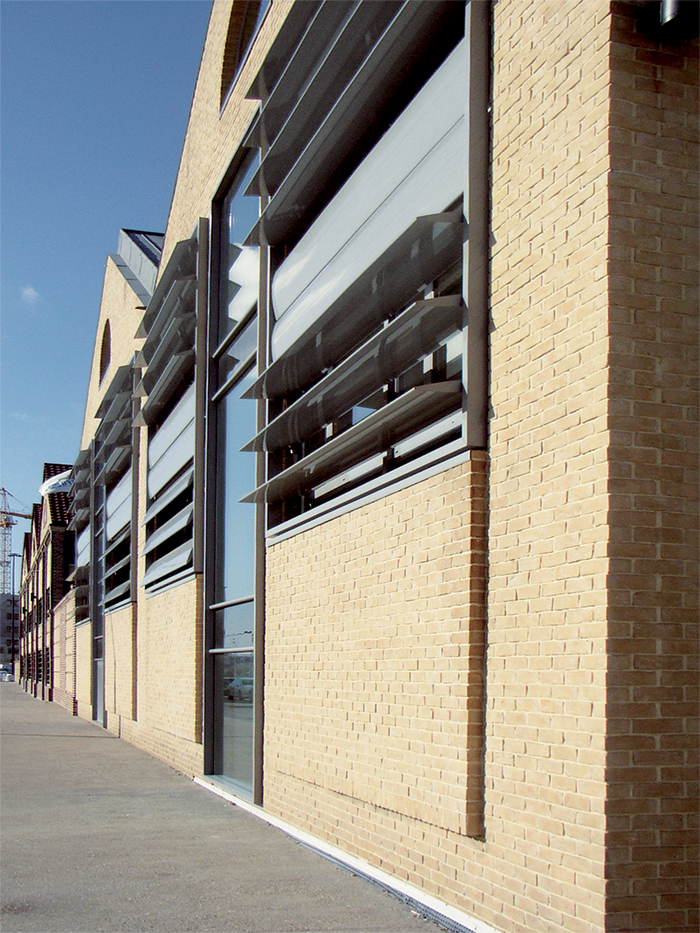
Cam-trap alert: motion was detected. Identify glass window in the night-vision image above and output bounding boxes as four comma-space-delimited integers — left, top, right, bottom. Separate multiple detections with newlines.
219, 156, 260, 345
209, 146, 261, 798
262, 260, 465, 524
215, 603, 254, 651
214, 365, 257, 605
213, 650, 254, 789
217, 313, 257, 389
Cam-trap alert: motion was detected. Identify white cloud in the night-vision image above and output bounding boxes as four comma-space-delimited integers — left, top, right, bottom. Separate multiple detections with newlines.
21, 285, 39, 305
10, 411, 46, 427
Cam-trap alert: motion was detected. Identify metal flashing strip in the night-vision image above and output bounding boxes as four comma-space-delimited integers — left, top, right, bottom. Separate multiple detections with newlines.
209, 596, 254, 612
193, 776, 498, 933
141, 563, 196, 598
208, 647, 253, 655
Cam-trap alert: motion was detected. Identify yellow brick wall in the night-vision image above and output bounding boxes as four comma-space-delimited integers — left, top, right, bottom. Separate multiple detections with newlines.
80, 256, 146, 451
52, 591, 77, 715
100, 412, 205, 776
485, 2, 612, 929
265, 456, 487, 838
75, 622, 92, 721
103, 603, 135, 728
129, 577, 203, 769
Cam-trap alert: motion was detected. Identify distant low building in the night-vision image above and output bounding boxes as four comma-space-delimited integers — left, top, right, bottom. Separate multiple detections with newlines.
18, 463, 73, 701
0, 593, 19, 668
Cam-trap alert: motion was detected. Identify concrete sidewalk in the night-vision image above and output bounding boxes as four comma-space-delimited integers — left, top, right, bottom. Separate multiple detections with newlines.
0, 684, 443, 933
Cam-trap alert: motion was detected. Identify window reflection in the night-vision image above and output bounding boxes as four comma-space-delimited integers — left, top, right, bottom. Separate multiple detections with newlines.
215, 602, 254, 650
214, 651, 253, 790
218, 314, 257, 387
220, 156, 260, 344
215, 365, 257, 605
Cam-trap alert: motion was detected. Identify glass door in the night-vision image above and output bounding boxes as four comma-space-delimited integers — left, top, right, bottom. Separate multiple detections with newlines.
211, 600, 254, 791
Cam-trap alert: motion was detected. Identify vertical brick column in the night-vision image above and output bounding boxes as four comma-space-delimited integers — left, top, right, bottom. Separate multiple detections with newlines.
605, 5, 699, 932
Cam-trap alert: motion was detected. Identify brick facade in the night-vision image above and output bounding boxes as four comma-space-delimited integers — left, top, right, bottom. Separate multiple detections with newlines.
52, 590, 77, 715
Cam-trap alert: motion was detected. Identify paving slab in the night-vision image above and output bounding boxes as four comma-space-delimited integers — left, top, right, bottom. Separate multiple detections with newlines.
0, 683, 443, 933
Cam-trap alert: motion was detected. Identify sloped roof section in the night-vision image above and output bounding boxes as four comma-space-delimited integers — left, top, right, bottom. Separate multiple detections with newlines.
110, 229, 164, 305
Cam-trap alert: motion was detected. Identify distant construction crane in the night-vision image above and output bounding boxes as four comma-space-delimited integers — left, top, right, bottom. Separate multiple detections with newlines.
0, 488, 31, 595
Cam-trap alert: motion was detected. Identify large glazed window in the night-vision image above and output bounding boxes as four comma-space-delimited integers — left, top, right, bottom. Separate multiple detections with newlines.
142, 384, 195, 591
244, 37, 470, 535
134, 231, 201, 591
208, 154, 260, 797
218, 155, 260, 344
104, 466, 132, 610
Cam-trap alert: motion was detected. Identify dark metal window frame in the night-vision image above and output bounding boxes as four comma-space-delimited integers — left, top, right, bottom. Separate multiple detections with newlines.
203, 152, 266, 804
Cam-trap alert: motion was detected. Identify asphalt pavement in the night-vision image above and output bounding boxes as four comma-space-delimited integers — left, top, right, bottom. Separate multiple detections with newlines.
0, 683, 443, 933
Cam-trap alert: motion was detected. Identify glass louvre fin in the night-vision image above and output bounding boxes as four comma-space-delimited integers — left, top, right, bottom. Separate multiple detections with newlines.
243, 295, 462, 452
141, 541, 193, 589
137, 351, 195, 427
95, 446, 129, 486
244, 2, 465, 248
244, 1, 401, 198
142, 467, 193, 526
245, 2, 354, 131
147, 425, 195, 500
242, 383, 461, 505
139, 277, 196, 361
136, 237, 196, 339
249, 212, 463, 400
142, 503, 193, 557
104, 527, 129, 560
137, 316, 195, 397
104, 579, 130, 607
95, 366, 131, 419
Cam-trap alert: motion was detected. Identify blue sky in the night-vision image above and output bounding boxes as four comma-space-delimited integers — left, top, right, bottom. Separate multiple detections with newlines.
1, 0, 212, 556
